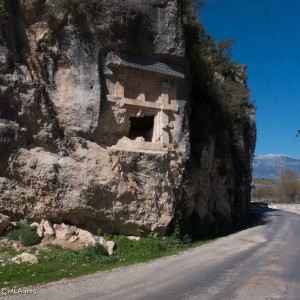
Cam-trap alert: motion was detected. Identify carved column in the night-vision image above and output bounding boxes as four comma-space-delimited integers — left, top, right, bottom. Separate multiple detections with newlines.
115, 76, 125, 98
139, 83, 145, 102
161, 82, 170, 145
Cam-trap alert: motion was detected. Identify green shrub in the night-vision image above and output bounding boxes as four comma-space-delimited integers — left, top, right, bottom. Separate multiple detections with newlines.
19, 230, 41, 247
80, 243, 108, 260
103, 233, 113, 241
45, 243, 111, 264
7, 228, 24, 241
113, 235, 184, 260
7, 223, 41, 246
0, 5, 8, 18
7, 222, 29, 241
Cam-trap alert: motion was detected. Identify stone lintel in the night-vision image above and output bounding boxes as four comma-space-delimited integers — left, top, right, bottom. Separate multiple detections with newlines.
107, 96, 178, 112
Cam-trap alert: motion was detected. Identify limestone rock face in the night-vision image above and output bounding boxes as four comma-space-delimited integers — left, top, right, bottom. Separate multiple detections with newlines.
183, 112, 256, 228
0, 0, 255, 236
0, 0, 187, 236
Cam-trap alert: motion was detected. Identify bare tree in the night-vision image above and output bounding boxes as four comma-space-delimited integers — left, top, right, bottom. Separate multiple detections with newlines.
277, 171, 300, 203
252, 184, 276, 201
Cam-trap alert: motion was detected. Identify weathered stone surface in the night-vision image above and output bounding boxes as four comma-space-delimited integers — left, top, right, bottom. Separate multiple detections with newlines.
105, 241, 115, 256
41, 220, 55, 238
30, 221, 45, 237
68, 235, 79, 243
55, 224, 76, 241
0, 0, 255, 237
12, 253, 39, 264
98, 237, 115, 255
99, 236, 105, 246
36, 225, 44, 238
127, 236, 141, 241
0, 238, 11, 246
0, 0, 188, 236
33, 222, 114, 252
77, 229, 97, 246
0, 214, 10, 235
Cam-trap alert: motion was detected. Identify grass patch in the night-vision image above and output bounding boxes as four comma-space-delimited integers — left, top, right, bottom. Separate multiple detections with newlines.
0, 212, 263, 288
0, 246, 18, 261
0, 237, 204, 287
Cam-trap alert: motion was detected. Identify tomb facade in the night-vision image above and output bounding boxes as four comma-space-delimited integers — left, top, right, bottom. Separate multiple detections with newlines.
103, 52, 186, 152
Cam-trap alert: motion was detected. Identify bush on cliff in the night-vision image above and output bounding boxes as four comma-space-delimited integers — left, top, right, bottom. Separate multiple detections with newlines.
0, 4, 8, 17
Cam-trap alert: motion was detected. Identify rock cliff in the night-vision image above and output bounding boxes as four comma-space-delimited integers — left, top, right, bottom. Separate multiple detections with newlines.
0, 0, 256, 236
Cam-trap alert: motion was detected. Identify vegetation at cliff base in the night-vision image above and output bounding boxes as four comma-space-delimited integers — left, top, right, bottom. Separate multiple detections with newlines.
7, 223, 41, 247
0, 236, 200, 287
0, 212, 262, 288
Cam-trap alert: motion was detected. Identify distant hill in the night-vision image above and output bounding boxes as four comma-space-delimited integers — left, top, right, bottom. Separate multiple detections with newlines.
253, 154, 300, 179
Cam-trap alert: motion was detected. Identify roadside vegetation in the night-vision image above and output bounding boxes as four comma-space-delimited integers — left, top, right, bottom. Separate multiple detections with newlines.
0, 236, 203, 287
0, 212, 259, 288
252, 170, 300, 203
7, 223, 42, 247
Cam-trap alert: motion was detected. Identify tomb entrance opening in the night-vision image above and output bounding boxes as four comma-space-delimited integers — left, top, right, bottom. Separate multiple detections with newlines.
128, 115, 155, 142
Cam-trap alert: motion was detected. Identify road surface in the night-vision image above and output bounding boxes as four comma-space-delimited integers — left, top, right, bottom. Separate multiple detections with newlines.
5, 207, 300, 300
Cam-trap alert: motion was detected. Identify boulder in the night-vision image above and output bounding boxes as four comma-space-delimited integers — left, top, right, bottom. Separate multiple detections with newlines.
105, 241, 115, 256
41, 220, 55, 237
77, 229, 97, 246
99, 236, 105, 246
12, 253, 39, 264
0, 214, 10, 235
127, 236, 141, 241
55, 225, 76, 241
0, 238, 11, 246
36, 224, 44, 238
98, 237, 115, 255
30, 222, 44, 237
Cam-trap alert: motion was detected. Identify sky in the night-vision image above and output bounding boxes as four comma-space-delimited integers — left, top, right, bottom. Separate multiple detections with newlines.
200, 0, 300, 158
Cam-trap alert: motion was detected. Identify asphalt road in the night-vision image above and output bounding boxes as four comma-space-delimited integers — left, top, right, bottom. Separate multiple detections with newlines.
5, 207, 300, 300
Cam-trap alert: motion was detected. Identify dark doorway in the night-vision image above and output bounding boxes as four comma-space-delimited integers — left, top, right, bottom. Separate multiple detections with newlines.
129, 115, 154, 142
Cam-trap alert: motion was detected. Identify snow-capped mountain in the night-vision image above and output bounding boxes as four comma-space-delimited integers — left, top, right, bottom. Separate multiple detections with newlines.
253, 154, 300, 179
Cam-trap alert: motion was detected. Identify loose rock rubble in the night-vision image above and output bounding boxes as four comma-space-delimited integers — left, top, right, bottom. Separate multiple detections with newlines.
30, 220, 115, 255
0, 219, 144, 258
